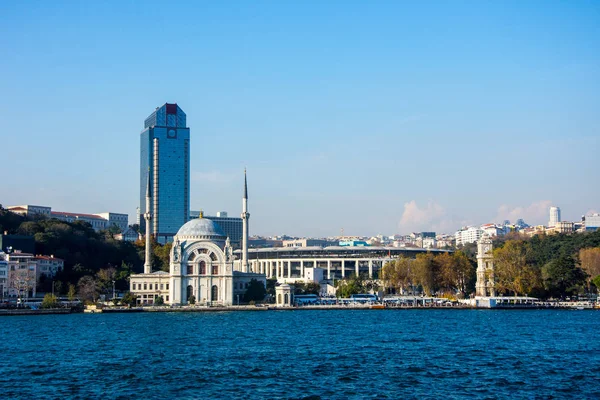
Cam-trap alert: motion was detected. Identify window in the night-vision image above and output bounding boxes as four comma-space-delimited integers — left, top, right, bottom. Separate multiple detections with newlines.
133, 283, 136, 290
160, 284, 164, 290
199, 261, 206, 275
212, 265, 219, 275
210, 252, 218, 261
166, 284, 169, 290
144, 283, 147, 290
187, 264, 193, 275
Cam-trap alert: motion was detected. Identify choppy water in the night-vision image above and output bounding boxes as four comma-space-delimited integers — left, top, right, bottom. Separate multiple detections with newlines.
1, 310, 599, 399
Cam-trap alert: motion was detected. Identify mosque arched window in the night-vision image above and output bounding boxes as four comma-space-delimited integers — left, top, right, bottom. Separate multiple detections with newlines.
211, 285, 218, 301
187, 264, 193, 275
212, 265, 219, 275
199, 261, 206, 275
210, 252, 218, 261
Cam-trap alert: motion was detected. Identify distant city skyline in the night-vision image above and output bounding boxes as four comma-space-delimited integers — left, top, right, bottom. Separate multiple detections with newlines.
1, 1, 598, 237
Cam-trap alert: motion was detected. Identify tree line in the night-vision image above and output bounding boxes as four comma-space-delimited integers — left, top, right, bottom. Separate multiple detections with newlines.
378, 230, 600, 299
381, 251, 475, 298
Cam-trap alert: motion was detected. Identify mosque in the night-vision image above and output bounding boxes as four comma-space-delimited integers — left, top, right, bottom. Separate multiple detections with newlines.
129, 171, 266, 306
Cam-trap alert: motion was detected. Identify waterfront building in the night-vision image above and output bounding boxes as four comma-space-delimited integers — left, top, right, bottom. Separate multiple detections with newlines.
549, 206, 561, 227
1, 251, 64, 298
191, 211, 243, 247
0, 259, 7, 299
455, 226, 484, 246
475, 235, 495, 297
140, 103, 190, 243
129, 171, 266, 305
235, 245, 451, 283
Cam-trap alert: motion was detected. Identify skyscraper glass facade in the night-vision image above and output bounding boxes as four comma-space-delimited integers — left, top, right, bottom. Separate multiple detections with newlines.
140, 103, 190, 241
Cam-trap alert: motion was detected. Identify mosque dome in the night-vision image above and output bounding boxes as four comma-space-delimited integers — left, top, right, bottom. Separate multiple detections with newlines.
176, 217, 226, 239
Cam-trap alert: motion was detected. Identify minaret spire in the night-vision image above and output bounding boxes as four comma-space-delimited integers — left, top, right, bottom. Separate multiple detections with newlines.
244, 168, 248, 200
144, 169, 153, 274
241, 168, 250, 273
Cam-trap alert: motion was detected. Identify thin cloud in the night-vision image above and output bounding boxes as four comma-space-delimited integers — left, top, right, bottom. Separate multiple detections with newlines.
398, 200, 466, 234
191, 170, 235, 184
494, 200, 553, 225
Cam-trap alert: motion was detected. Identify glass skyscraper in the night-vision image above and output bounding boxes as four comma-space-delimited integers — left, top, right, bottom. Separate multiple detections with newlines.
140, 103, 190, 242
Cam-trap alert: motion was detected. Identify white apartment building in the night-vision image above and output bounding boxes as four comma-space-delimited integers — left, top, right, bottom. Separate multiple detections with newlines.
455, 226, 484, 246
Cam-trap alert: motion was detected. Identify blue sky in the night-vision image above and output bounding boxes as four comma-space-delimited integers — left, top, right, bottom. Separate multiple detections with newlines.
1, 1, 598, 237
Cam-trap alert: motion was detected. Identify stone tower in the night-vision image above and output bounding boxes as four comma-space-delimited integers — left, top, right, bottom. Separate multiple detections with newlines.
476, 234, 495, 297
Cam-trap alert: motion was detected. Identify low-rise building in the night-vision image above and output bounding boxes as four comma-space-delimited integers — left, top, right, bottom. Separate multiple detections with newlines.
282, 238, 331, 248
115, 227, 140, 242
94, 212, 129, 232
585, 213, 600, 232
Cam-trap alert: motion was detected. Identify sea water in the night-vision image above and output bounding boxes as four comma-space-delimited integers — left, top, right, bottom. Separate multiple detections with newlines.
1, 310, 599, 399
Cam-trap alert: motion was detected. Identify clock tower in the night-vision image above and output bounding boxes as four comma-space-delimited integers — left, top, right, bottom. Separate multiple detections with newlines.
476, 234, 495, 297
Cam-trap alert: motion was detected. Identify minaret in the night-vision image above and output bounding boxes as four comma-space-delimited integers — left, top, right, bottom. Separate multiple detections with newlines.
144, 172, 153, 274
241, 169, 250, 273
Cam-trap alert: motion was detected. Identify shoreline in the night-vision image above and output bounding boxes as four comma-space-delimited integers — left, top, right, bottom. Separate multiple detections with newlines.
2, 304, 597, 315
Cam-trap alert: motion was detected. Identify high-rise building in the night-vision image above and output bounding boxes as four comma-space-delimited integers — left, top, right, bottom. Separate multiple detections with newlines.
549, 206, 561, 227
190, 211, 243, 247
140, 103, 190, 242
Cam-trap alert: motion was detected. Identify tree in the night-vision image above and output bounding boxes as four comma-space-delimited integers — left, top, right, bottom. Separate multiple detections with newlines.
266, 278, 277, 296
96, 267, 117, 298
41, 293, 59, 309
413, 253, 438, 295
542, 254, 587, 298
67, 283, 77, 301
153, 241, 172, 272
188, 294, 196, 305
493, 240, 540, 296
335, 275, 365, 298
121, 291, 137, 307
244, 279, 267, 302
155, 295, 164, 306
77, 275, 99, 303
381, 257, 414, 294
579, 247, 600, 290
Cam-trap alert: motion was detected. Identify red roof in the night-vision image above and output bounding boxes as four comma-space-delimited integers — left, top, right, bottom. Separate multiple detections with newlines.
51, 211, 104, 220
8, 206, 27, 211
35, 255, 64, 261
